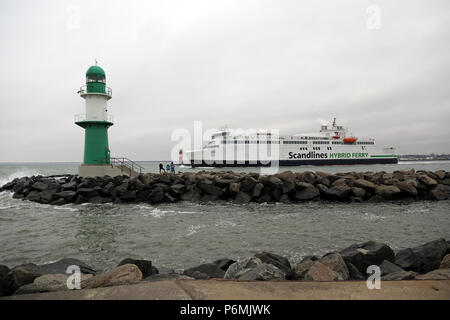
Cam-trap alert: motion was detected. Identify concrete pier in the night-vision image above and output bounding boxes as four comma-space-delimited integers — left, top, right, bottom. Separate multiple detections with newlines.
3, 279, 450, 300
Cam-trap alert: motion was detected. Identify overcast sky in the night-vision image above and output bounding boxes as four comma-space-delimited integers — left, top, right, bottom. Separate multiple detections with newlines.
0, 0, 449, 162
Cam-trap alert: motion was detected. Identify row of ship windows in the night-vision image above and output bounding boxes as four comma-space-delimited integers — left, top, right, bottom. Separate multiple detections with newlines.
222, 140, 281, 144
220, 140, 374, 145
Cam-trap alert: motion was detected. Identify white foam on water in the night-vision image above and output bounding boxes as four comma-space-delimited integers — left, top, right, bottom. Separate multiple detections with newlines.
0, 169, 43, 187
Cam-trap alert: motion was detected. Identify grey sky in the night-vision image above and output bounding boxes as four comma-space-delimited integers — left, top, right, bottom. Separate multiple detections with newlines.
0, 0, 449, 162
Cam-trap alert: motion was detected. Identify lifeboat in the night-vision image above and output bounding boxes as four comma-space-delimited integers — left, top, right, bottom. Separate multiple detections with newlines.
332, 132, 340, 139
343, 137, 357, 144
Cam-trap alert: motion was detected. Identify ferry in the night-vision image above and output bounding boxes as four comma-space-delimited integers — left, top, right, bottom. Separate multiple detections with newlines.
186, 118, 398, 167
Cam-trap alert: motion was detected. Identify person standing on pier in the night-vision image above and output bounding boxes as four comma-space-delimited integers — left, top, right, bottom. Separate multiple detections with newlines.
159, 162, 165, 174
170, 162, 175, 174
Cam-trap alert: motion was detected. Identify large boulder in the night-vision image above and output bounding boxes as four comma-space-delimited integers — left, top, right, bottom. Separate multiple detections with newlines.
319, 253, 349, 280
395, 181, 418, 197
198, 181, 223, 196
81, 264, 142, 289
183, 263, 225, 279
2, 263, 43, 295
149, 186, 165, 203
440, 254, 450, 269
213, 258, 236, 272
375, 185, 401, 200
324, 185, 352, 201
294, 260, 315, 280
39, 258, 96, 275
295, 186, 320, 201
224, 257, 286, 280
415, 269, 450, 280
429, 184, 450, 200
14, 273, 93, 295
353, 179, 376, 192
118, 258, 156, 279
254, 252, 293, 279
379, 260, 404, 276
346, 262, 365, 280
304, 261, 341, 281
381, 271, 417, 281
0, 265, 10, 296
395, 238, 448, 273
235, 191, 252, 204
339, 240, 395, 274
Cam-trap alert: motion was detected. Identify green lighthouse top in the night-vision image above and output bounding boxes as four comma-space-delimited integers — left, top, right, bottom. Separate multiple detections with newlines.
86, 65, 106, 82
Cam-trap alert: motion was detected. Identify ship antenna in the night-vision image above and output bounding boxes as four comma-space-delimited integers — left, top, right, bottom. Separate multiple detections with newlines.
332, 117, 336, 127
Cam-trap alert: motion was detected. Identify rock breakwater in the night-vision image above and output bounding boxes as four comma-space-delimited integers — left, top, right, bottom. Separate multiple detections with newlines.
1, 238, 449, 297
1, 169, 450, 205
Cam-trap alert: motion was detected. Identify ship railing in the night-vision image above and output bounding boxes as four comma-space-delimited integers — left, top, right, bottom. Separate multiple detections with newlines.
74, 113, 114, 123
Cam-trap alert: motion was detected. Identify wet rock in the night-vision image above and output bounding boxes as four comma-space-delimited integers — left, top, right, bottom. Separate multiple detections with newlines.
395, 238, 448, 273
353, 179, 376, 191
40, 190, 57, 204
254, 252, 293, 279
294, 260, 315, 280
229, 182, 240, 194
295, 186, 320, 201
81, 264, 142, 289
26, 190, 41, 202
118, 258, 156, 279
418, 175, 438, 187
14, 273, 93, 295
304, 261, 341, 281
235, 191, 252, 204
268, 176, 282, 188
340, 240, 395, 274
202, 194, 219, 202
0, 265, 11, 296
395, 181, 418, 197
240, 176, 257, 193
31, 181, 49, 192
429, 184, 450, 200
281, 179, 295, 194
61, 181, 77, 191
3, 263, 43, 295
184, 263, 225, 279
351, 187, 366, 198
375, 185, 401, 200
49, 198, 67, 206
440, 254, 450, 269
149, 186, 165, 203
252, 183, 264, 198
169, 184, 186, 196
180, 187, 202, 201
379, 260, 404, 276
224, 257, 286, 281
39, 258, 96, 275
381, 271, 417, 280
319, 253, 349, 280
198, 181, 223, 196
324, 185, 352, 201
213, 258, 236, 272
102, 182, 115, 195
56, 190, 77, 202
346, 262, 365, 280
415, 268, 450, 280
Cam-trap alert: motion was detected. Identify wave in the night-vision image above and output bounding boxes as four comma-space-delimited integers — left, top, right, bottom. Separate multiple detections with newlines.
0, 169, 43, 187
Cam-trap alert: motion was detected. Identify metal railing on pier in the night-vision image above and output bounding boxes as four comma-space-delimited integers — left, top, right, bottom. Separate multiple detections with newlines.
110, 157, 145, 175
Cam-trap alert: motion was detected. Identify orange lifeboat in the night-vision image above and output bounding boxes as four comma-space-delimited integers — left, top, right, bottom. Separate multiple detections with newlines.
343, 137, 357, 144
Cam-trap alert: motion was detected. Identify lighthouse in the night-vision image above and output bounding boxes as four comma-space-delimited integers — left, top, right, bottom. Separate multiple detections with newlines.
75, 63, 142, 177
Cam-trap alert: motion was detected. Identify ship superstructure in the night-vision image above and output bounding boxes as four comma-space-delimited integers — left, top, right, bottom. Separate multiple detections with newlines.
186, 119, 397, 167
